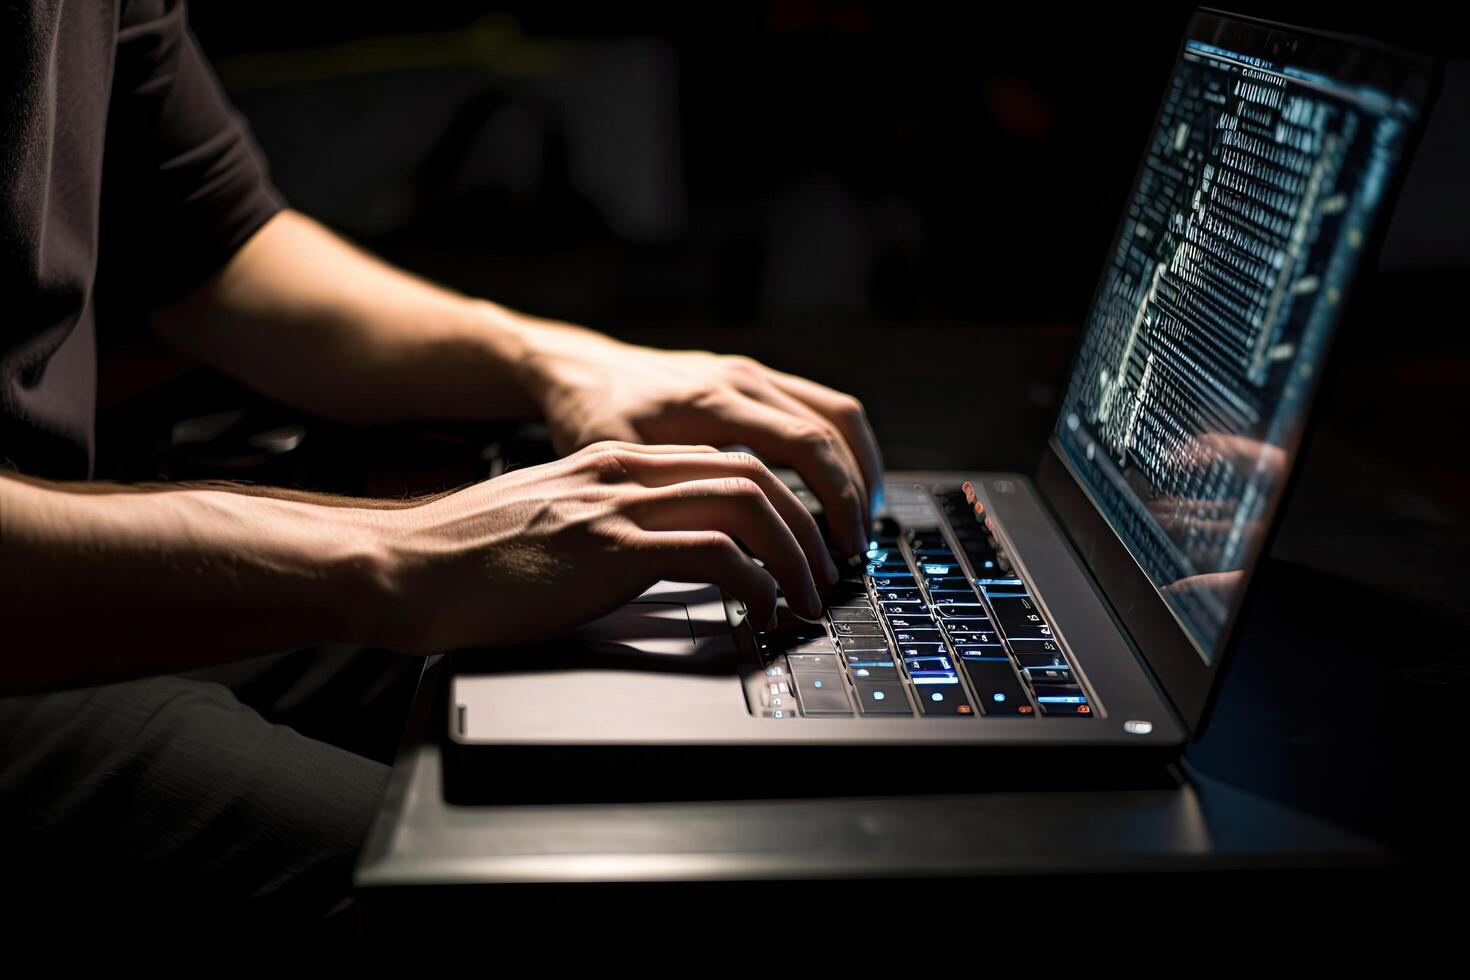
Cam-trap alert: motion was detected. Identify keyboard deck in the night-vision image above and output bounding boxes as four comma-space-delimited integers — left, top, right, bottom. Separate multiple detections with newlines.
748, 483, 1094, 720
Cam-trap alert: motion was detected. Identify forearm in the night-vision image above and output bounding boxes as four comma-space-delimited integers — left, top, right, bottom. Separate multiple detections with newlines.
0, 475, 392, 694
149, 209, 589, 425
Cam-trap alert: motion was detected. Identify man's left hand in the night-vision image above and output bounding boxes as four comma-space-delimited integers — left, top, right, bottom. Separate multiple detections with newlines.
518, 328, 882, 556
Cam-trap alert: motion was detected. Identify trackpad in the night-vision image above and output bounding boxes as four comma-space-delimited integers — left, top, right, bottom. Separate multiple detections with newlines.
574, 601, 696, 657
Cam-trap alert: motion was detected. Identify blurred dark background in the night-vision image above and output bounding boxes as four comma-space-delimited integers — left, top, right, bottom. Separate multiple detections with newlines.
105, 1, 1467, 856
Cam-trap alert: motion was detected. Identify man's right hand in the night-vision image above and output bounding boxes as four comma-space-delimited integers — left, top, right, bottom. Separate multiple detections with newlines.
372, 441, 840, 654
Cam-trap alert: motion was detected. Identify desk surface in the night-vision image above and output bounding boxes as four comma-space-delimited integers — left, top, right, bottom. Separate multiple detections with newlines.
355, 656, 1394, 903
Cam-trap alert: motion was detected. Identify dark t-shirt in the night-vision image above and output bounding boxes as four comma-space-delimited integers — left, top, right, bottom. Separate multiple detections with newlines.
1, 0, 282, 478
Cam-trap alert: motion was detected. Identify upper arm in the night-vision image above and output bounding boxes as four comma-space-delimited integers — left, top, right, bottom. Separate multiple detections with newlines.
99, 0, 284, 316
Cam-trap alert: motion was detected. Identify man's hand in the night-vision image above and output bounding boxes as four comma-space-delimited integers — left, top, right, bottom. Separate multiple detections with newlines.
0, 444, 838, 691
152, 212, 883, 555
516, 326, 883, 557
375, 442, 840, 653
1150, 431, 1286, 602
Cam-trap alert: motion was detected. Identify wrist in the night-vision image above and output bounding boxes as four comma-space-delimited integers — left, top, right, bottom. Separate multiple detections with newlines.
177, 490, 403, 651
310, 502, 417, 651
475, 300, 619, 410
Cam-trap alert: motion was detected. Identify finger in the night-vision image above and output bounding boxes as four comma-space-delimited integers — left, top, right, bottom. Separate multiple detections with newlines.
578, 441, 722, 456
1164, 570, 1242, 601
765, 369, 885, 518
613, 450, 838, 588
730, 375, 871, 519
638, 529, 782, 629
669, 392, 868, 557
625, 478, 824, 619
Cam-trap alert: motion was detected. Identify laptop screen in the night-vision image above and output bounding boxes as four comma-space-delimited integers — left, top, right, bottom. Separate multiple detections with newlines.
1052, 15, 1424, 663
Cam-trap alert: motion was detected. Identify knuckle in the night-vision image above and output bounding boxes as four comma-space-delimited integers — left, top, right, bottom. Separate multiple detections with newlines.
693, 531, 738, 557
724, 354, 763, 377
686, 384, 727, 412
793, 422, 838, 453
722, 476, 763, 500
583, 446, 630, 481
836, 392, 865, 418
725, 450, 766, 475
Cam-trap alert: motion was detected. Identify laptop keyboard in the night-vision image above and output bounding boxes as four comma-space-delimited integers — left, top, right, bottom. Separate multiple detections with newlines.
750, 483, 1093, 720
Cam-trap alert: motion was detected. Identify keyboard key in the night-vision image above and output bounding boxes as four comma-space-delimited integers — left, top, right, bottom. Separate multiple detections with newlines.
916, 684, 976, 716
793, 672, 853, 715
1014, 653, 1068, 672
909, 669, 960, 687
906, 534, 950, 553
854, 681, 913, 715
997, 622, 1055, 640
830, 605, 878, 623
941, 623, 1001, 645
789, 638, 837, 656
1025, 666, 1075, 685
933, 604, 991, 621
951, 642, 1005, 659
884, 615, 934, 632
872, 586, 923, 603
837, 628, 890, 645
948, 629, 1003, 646
878, 600, 927, 618
787, 653, 843, 673
868, 574, 917, 591
1032, 683, 1085, 701
987, 594, 1048, 630
775, 616, 829, 644
889, 627, 943, 644
904, 655, 952, 673
1038, 699, 1093, 717
1032, 682, 1092, 717
926, 588, 978, 602
988, 598, 1055, 640
831, 621, 886, 637
865, 559, 912, 574
960, 660, 1034, 716
1007, 639, 1066, 660
848, 663, 901, 682
894, 643, 949, 662
932, 595, 987, 607
840, 644, 895, 662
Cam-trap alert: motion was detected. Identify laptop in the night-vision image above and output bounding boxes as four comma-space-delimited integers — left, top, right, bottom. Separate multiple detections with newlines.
445, 9, 1436, 796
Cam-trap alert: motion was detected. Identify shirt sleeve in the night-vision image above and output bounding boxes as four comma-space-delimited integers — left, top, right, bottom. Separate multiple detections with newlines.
98, 0, 284, 313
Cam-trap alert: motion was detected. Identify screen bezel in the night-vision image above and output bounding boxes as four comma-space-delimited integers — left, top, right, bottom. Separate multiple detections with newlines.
1035, 8, 1437, 735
